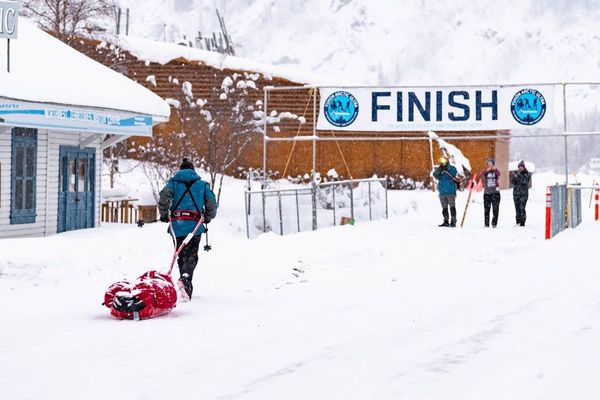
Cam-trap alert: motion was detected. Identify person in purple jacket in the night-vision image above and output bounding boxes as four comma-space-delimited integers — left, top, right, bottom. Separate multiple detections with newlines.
480, 158, 501, 227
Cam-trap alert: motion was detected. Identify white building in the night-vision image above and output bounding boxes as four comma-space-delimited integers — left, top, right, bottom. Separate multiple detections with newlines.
0, 19, 170, 238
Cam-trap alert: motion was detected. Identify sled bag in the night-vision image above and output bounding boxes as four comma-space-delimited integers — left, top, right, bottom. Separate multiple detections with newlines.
104, 270, 177, 320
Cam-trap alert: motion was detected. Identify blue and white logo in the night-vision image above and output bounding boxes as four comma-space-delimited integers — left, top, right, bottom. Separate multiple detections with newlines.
511, 88, 547, 125
324, 91, 359, 127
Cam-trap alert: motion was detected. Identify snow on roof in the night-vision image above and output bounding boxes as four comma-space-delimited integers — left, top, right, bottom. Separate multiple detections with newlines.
0, 20, 170, 119
102, 34, 340, 86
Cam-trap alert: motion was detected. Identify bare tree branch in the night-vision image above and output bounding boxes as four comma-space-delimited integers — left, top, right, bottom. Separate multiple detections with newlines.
20, 0, 117, 37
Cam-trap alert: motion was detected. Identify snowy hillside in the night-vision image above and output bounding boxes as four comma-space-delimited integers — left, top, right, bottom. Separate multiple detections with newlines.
115, 0, 600, 85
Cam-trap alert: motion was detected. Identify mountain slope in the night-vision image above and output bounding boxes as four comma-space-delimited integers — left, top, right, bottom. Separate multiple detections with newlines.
116, 0, 600, 85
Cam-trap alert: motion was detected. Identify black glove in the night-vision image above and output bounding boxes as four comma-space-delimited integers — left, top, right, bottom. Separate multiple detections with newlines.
159, 215, 169, 223
204, 218, 211, 224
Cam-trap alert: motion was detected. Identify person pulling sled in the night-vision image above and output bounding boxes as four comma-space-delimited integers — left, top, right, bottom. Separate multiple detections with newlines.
432, 156, 460, 227
158, 158, 217, 301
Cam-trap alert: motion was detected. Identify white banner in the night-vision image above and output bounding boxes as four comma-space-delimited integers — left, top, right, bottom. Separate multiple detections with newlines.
317, 85, 556, 131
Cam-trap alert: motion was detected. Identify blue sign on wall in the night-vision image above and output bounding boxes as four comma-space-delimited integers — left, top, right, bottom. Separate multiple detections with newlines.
0, 98, 154, 136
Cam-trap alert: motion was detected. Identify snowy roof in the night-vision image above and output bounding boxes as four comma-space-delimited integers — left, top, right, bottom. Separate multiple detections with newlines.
0, 20, 170, 119
99, 34, 340, 86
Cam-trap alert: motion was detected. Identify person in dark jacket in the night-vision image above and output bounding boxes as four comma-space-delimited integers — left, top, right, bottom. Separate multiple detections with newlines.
511, 160, 531, 227
480, 158, 501, 228
158, 158, 217, 301
432, 156, 459, 227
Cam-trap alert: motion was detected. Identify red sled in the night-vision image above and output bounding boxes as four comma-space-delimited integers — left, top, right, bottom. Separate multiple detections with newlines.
103, 217, 205, 320
103, 271, 177, 320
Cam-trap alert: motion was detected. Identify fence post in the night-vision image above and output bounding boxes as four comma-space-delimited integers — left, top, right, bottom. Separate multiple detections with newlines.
332, 183, 336, 226
384, 176, 389, 219
368, 181, 372, 221
311, 183, 317, 230
247, 174, 252, 215
566, 187, 572, 228
244, 191, 250, 239
295, 190, 300, 232
350, 181, 355, 222
278, 191, 283, 235
545, 186, 552, 240
261, 191, 267, 233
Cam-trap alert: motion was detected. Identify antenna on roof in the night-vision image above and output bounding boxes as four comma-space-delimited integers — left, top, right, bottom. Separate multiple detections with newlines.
216, 8, 235, 56
192, 10, 235, 55
116, 8, 121, 34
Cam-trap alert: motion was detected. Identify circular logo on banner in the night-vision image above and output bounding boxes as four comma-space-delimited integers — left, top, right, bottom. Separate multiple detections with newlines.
511, 88, 547, 125
324, 91, 359, 127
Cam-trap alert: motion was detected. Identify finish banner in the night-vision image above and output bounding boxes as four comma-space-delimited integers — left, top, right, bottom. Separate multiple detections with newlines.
317, 85, 556, 131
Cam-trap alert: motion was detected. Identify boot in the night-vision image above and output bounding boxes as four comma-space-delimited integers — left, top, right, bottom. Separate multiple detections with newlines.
439, 208, 449, 227
449, 206, 457, 227
177, 273, 193, 301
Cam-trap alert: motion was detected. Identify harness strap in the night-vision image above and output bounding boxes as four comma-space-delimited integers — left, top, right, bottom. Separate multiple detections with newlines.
171, 209, 203, 221
171, 178, 201, 213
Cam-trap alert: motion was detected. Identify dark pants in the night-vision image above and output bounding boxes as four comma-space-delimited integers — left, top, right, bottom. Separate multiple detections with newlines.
439, 195, 457, 224
483, 192, 501, 227
176, 235, 201, 279
513, 193, 528, 226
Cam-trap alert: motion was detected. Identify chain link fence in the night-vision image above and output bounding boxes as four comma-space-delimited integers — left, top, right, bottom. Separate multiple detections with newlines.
546, 184, 583, 239
244, 178, 388, 238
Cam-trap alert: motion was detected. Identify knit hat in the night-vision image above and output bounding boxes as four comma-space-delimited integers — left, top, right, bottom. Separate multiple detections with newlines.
518, 160, 526, 168
179, 158, 194, 170
487, 158, 495, 165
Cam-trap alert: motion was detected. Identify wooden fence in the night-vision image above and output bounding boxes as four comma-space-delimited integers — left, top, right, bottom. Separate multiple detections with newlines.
101, 198, 138, 224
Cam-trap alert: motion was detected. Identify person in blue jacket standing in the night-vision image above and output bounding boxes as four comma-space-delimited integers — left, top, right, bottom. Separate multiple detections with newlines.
432, 156, 459, 227
158, 158, 217, 301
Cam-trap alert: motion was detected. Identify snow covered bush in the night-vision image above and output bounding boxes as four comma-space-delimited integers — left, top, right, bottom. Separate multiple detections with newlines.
317, 183, 352, 209
386, 174, 427, 190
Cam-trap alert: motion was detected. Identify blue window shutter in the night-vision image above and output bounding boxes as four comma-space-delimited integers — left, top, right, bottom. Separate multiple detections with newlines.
11, 128, 38, 224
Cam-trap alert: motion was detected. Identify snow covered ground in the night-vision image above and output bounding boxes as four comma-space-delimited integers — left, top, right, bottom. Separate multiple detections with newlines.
2, 168, 600, 399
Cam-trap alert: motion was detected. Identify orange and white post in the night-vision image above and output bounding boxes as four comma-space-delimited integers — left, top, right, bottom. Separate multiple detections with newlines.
595, 187, 599, 221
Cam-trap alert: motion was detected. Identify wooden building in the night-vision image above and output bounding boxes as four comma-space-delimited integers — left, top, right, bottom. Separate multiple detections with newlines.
68, 35, 509, 188
0, 21, 169, 238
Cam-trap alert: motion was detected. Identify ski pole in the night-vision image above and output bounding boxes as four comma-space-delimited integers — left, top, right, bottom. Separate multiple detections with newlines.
460, 173, 477, 228
203, 224, 212, 252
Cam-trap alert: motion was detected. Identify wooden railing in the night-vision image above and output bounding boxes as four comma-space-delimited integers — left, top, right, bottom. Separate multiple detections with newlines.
101, 198, 139, 224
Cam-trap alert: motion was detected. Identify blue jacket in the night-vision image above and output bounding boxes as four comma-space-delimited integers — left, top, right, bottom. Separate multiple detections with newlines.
433, 164, 458, 196
158, 169, 218, 237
